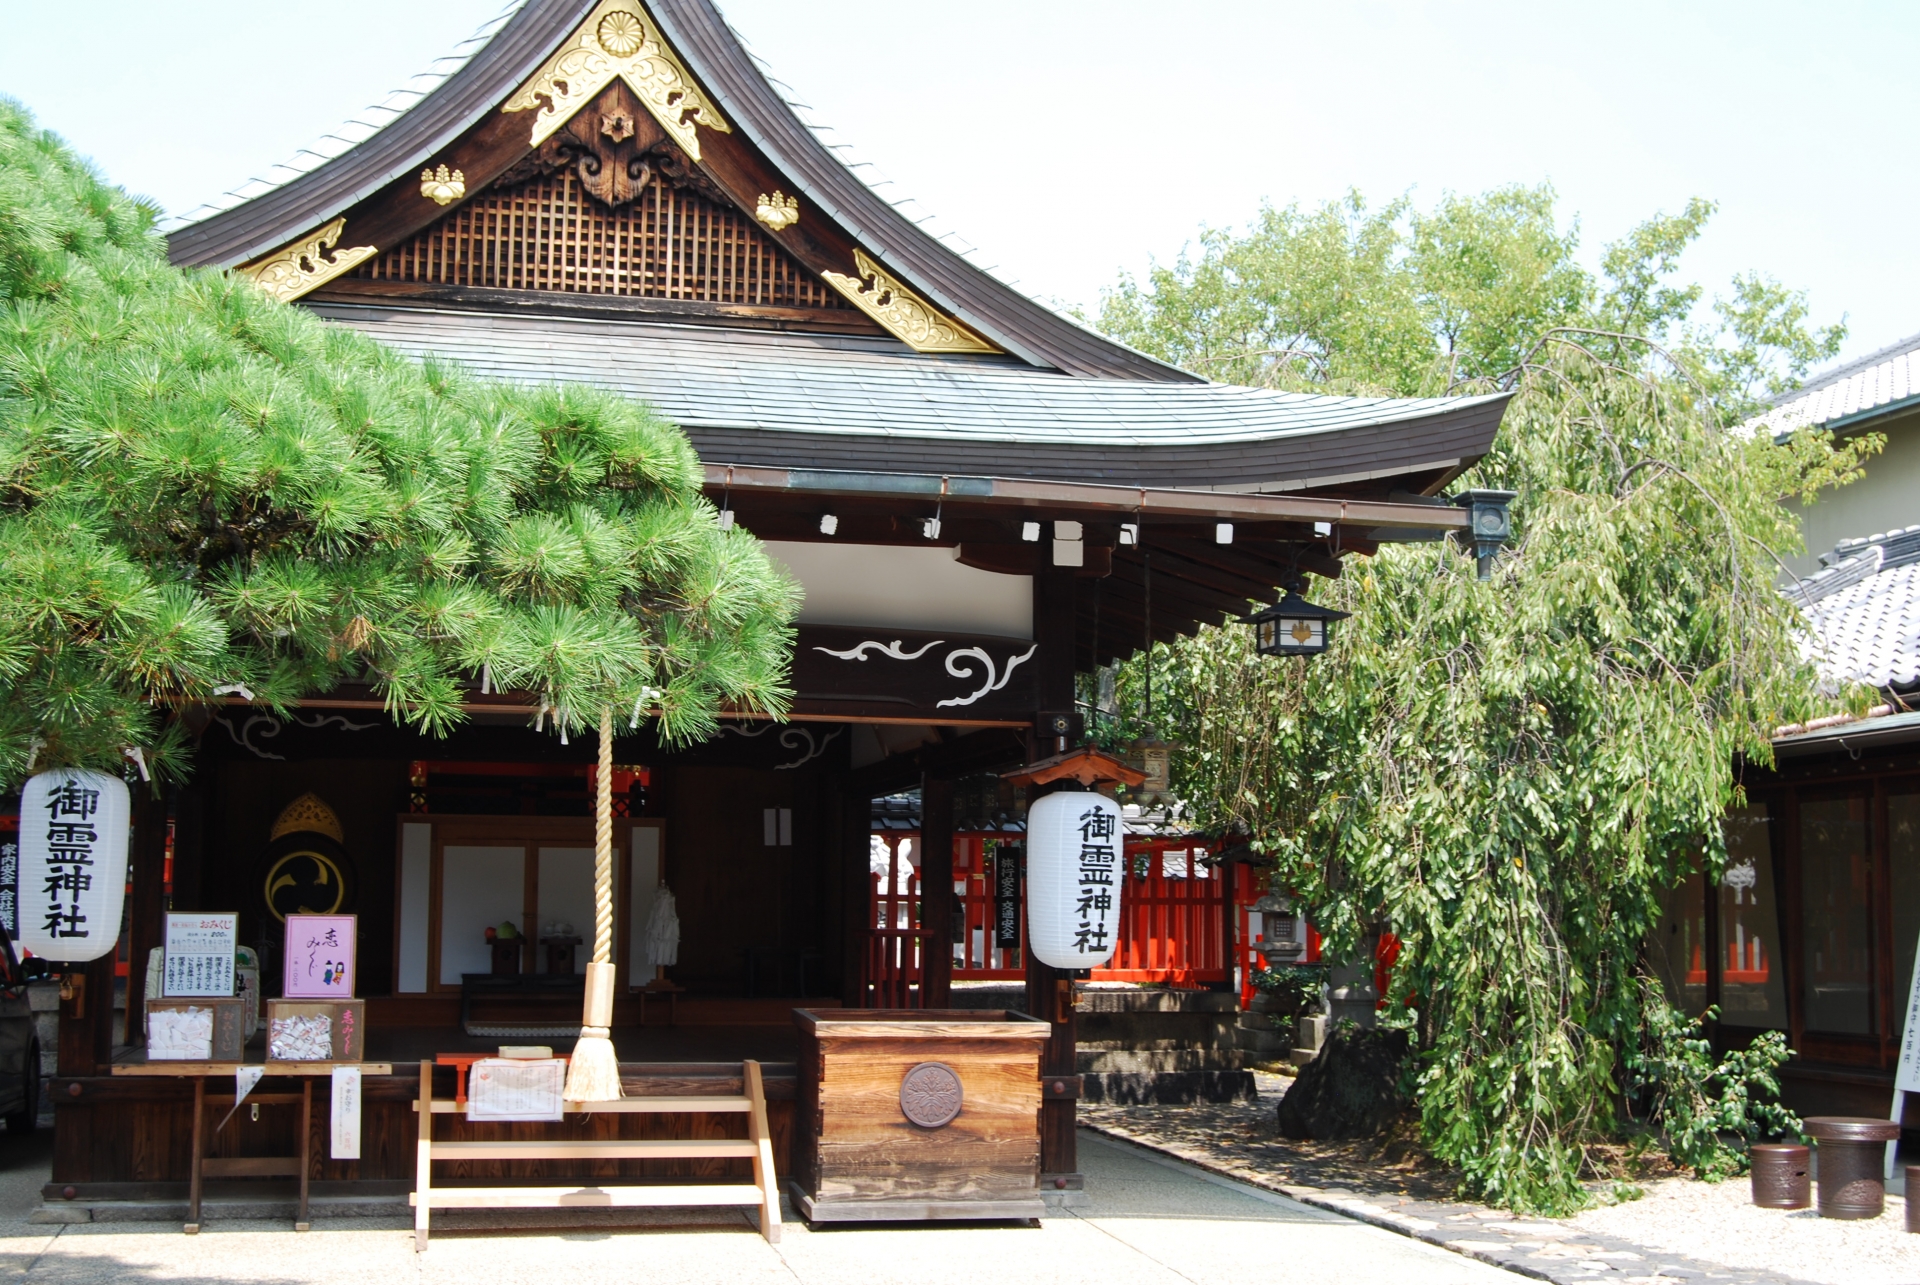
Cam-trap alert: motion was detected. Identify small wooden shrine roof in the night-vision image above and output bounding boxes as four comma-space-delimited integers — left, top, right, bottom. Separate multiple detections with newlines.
313, 300, 1507, 491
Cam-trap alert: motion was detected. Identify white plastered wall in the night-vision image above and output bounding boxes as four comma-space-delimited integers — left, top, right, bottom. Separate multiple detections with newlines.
763, 541, 1032, 638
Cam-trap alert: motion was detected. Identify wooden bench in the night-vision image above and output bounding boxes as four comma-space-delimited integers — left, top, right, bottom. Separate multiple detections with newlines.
409, 1058, 781, 1249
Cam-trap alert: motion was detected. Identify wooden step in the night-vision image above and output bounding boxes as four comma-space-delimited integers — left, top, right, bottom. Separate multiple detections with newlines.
430, 1139, 757, 1160
417, 1095, 752, 1114
413, 1183, 766, 1209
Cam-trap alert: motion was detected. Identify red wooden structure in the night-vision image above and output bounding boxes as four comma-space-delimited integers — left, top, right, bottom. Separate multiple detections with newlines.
864, 830, 1265, 1006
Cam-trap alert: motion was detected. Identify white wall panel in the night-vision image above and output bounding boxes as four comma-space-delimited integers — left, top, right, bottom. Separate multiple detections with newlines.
397, 823, 431, 993
764, 541, 1031, 638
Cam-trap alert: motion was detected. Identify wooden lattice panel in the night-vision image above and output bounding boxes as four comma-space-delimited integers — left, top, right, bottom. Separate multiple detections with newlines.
353, 171, 847, 309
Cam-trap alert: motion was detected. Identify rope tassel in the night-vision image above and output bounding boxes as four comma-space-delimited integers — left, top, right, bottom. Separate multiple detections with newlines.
563, 706, 623, 1103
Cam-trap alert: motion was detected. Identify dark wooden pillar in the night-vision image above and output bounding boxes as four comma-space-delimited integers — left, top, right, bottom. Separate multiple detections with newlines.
125, 786, 169, 1048
837, 780, 873, 1008
1027, 570, 1080, 1182
919, 776, 955, 1009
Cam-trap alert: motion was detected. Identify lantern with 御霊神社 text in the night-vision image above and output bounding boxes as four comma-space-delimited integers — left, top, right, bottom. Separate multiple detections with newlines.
1024, 790, 1125, 970
17, 767, 130, 962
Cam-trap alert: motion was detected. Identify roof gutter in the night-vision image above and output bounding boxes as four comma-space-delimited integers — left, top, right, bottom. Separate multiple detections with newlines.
705, 463, 1472, 531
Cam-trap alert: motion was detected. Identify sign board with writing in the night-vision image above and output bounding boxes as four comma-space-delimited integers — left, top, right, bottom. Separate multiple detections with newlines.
0, 815, 18, 941
284, 914, 356, 998
1885, 937, 1920, 1176
994, 844, 1022, 950
17, 769, 130, 962
164, 913, 237, 997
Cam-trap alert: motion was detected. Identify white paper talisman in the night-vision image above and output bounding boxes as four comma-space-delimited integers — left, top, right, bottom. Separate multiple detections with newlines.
235, 1065, 265, 1108
330, 1065, 362, 1160
467, 1057, 566, 1121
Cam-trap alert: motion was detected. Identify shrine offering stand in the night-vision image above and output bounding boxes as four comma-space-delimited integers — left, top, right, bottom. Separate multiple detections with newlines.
790, 1009, 1051, 1223
410, 1058, 781, 1250
110, 1060, 393, 1233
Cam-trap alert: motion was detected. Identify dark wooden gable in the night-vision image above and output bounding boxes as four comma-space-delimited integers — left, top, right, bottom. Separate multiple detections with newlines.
344, 80, 855, 319
166, 0, 1191, 376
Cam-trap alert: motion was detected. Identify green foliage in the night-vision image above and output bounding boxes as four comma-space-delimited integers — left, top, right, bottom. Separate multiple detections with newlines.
1251, 962, 1327, 1018
1098, 186, 1845, 425
1626, 998, 1802, 1180
0, 100, 798, 785
1097, 185, 1872, 1213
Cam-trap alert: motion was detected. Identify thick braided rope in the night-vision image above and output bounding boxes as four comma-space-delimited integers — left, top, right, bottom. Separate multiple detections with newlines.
594, 705, 613, 966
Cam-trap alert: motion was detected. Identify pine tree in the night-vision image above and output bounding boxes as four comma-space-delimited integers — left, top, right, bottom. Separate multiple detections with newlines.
0, 100, 797, 786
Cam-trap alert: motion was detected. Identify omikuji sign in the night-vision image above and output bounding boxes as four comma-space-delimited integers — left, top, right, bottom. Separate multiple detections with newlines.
17, 768, 130, 962
1025, 791, 1123, 969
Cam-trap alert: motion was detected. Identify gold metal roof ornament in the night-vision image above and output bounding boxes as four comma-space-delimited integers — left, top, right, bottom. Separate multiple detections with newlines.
504, 0, 732, 161
237, 218, 377, 303
419, 163, 466, 206
755, 191, 799, 231
270, 792, 345, 843
823, 249, 996, 355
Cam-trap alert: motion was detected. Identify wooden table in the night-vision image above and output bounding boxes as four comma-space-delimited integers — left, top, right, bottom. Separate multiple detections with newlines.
111, 1061, 393, 1233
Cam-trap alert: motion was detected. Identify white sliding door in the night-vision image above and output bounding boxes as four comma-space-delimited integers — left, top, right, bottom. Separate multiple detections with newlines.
535, 846, 596, 974
440, 846, 525, 985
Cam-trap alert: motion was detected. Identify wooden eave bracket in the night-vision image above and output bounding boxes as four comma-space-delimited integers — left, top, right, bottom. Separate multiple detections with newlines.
1003, 747, 1145, 789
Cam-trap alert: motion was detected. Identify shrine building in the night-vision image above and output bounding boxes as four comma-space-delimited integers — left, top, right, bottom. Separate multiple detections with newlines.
45, 0, 1514, 1221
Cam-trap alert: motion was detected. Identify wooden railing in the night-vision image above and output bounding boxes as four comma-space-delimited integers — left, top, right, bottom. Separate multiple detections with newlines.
866, 832, 1265, 1003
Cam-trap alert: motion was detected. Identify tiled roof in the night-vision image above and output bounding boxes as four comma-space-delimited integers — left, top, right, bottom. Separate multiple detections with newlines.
308, 300, 1505, 490
1747, 331, 1920, 437
1795, 525, 1920, 691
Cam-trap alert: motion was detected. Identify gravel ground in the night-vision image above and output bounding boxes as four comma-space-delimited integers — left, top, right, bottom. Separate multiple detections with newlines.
1083, 1070, 1914, 1285
1573, 1173, 1920, 1285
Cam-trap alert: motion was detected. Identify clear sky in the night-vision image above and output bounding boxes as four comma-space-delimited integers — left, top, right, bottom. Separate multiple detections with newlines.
2, 1, 1912, 367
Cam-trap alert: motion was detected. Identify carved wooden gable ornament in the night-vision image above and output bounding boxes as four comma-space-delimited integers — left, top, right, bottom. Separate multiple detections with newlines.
233, 0, 997, 355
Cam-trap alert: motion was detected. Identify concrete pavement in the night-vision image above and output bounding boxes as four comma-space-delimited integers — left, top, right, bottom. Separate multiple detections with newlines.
0, 1129, 1518, 1284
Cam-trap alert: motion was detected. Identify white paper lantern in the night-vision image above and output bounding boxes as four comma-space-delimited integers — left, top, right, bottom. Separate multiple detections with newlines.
17, 768, 130, 962
1025, 790, 1124, 969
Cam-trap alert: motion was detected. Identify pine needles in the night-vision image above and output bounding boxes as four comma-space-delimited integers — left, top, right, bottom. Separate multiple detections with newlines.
0, 99, 798, 785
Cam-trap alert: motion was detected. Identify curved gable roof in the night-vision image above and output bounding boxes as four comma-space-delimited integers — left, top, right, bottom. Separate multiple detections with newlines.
165, 0, 1193, 382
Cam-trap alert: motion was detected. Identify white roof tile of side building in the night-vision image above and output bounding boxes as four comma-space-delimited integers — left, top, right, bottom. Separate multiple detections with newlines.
1794, 525, 1920, 691
1748, 331, 1920, 439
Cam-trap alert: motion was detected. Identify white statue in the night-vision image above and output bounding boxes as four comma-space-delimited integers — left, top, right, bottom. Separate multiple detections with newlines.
645, 886, 680, 971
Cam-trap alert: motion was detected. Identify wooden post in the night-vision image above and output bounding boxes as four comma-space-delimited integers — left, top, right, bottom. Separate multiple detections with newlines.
1028, 569, 1080, 1183
919, 776, 955, 1009
126, 787, 169, 1048
185, 1075, 205, 1233
57, 953, 115, 1077
838, 782, 871, 1008
1219, 857, 1238, 995
414, 1059, 432, 1250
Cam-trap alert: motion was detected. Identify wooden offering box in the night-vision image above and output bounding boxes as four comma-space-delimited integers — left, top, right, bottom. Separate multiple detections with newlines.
147, 997, 245, 1062
791, 1009, 1050, 1223
266, 999, 367, 1062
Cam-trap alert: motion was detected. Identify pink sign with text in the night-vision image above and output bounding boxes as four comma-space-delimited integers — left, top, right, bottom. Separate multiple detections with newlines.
284, 914, 356, 998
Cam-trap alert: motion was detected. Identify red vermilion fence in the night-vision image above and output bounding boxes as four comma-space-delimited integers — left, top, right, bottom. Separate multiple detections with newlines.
864, 831, 1266, 1006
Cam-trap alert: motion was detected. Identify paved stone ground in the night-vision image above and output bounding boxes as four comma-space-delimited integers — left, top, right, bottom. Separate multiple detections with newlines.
0, 1128, 1520, 1284
1081, 1074, 1827, 1285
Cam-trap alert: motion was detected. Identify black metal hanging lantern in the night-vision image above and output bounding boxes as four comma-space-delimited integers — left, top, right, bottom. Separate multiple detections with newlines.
1247, 591, 1351, 658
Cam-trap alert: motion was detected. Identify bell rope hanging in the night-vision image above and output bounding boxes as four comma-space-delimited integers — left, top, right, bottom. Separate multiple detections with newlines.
18, 768, 131, 962
561, 708, 624, 1103
1024, 790, 1124, 969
